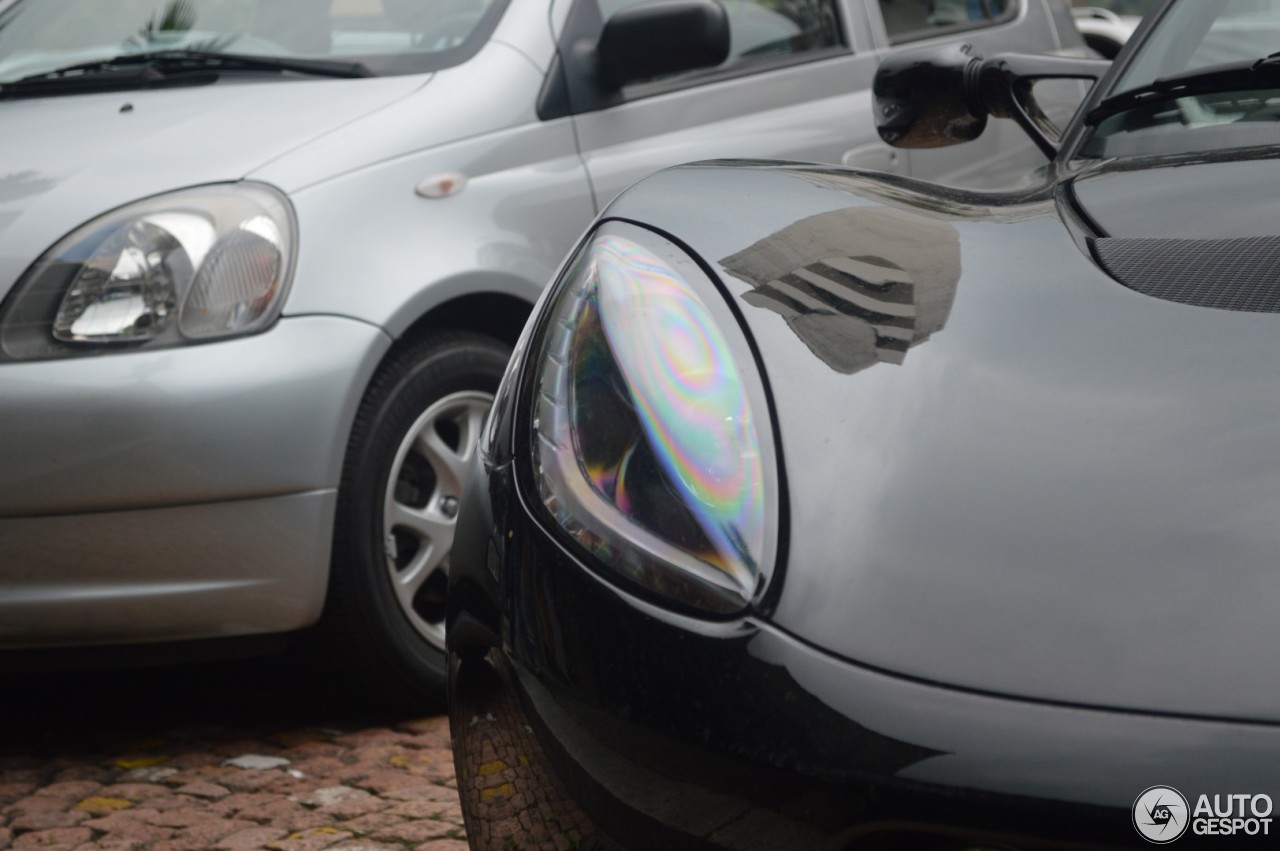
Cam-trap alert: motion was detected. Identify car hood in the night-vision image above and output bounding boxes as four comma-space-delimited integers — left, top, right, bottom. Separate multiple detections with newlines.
0, 74, 425, 295
1071, 154, 1280, 239
607, 160, 1280, 723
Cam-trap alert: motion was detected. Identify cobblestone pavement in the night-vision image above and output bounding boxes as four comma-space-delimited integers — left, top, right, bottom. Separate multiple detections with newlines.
0, 655, 468, 851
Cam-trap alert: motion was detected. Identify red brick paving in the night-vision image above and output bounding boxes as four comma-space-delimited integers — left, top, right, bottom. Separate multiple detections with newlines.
1, 661, 469, 851
1, 717, 466, 850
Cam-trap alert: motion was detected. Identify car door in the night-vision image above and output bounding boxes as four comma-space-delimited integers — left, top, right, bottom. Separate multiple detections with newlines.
549, 0, 898, 213
867, 0, 1091, 188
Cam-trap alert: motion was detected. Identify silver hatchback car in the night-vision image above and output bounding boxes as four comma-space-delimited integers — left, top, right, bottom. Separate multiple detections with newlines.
0, 0, 1080, 699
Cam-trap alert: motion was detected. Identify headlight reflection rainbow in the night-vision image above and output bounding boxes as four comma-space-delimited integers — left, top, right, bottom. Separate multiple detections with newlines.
532, 223, 775, 613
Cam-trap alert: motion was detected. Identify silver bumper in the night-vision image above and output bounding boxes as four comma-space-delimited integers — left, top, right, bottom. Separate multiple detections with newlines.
0, 316, 390, 647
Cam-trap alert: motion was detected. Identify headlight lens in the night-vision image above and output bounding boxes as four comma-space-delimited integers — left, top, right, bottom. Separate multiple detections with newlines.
1, 183, 295, 361
531, 222, 778, 614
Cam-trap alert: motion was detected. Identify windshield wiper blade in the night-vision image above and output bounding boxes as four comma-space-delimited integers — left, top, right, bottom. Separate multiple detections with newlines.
0, 49, 371, 97
1086, 53, 1280, 126
87, 50, 372, 79
0, 61, 201, 98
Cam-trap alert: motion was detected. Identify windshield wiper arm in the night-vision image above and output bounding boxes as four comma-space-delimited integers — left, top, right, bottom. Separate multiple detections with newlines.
1086, 53, 1280, 126
0, 49, 370, 98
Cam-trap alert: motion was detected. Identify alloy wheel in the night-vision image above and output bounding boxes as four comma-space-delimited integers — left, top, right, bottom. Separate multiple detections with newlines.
382, 390, 493, 651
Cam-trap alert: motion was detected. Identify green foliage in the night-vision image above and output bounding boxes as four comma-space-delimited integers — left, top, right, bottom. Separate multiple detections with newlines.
125, 0, 198, 48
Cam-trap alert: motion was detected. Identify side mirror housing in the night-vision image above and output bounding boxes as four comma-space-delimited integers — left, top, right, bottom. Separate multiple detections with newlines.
874, 44, 989, 150
596, 0, 730, 90
874, 45, 1112, 159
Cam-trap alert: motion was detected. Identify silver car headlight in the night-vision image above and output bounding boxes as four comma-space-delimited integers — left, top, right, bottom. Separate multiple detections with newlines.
530, 221, 780, 614
0, 183, 296, 361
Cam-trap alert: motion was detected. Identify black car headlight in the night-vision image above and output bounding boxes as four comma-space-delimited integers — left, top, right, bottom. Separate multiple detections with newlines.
0, 183, 296, 361
529, 222, 779, 614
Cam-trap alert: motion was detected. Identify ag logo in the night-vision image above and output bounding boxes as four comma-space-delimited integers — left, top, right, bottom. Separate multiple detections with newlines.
1134, 786, 1190, 843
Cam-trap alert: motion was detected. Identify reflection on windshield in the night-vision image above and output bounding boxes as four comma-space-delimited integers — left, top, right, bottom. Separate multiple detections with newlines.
1082, 0, 1280, 157
1119, 0, 1280, 91
1083, 87, 1280, 158
0, 0, 497, 82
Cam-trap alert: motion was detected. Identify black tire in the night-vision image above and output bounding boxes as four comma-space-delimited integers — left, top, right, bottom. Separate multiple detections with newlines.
319, 330, 511, 706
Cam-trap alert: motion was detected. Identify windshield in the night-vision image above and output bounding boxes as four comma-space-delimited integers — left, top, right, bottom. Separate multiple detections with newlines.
0, 0, 501, 83
1080, 0, 1280, 158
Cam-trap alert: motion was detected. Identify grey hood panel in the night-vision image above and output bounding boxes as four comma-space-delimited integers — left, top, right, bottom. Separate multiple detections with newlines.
0, 75, 424, 295
608, 161, 1280, 723
1071, 155, 1280, 240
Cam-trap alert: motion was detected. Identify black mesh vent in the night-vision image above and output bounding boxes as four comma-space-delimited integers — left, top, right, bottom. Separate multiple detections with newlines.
1092, 236, 1280, 312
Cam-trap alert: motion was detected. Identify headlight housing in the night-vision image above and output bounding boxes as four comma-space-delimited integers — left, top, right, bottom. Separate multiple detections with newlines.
530, 222, 779, 614
0, 183, 296, 361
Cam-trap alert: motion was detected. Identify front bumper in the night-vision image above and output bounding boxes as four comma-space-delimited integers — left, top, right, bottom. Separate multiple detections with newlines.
449, 460, 1280, 850
0, 316, 390, 647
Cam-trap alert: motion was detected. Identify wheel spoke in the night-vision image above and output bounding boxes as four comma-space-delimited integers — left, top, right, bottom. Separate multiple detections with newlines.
389, 502, 454, 545
394, 543, 448, 606
462, 405, 487, 461
416, 428, 469, 496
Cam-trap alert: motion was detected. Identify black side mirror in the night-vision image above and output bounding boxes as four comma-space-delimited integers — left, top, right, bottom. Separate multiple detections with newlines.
873, 44, 990, 150
873, 44, 1111, 159
596, 0, 730, 90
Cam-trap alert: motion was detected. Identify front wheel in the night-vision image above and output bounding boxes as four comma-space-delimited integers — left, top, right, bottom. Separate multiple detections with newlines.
322, 330, 510, 704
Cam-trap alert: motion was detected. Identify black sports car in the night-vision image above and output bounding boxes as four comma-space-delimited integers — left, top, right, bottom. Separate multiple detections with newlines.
447, 1, 1280, 847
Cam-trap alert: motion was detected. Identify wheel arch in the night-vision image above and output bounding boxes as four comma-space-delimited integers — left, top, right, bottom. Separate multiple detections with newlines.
393, 289, 535, 353
379, 271, 540, 348
332, 282, 537, 493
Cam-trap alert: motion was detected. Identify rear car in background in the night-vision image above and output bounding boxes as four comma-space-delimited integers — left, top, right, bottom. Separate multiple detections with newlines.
1071, 0, 1159, 58
0, 0, 1078, 700
449, 0, 1280, 846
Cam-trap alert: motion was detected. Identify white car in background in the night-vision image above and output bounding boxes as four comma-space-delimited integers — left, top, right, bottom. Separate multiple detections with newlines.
1071, 0, 1157, 57
0, 0, 1082, 702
